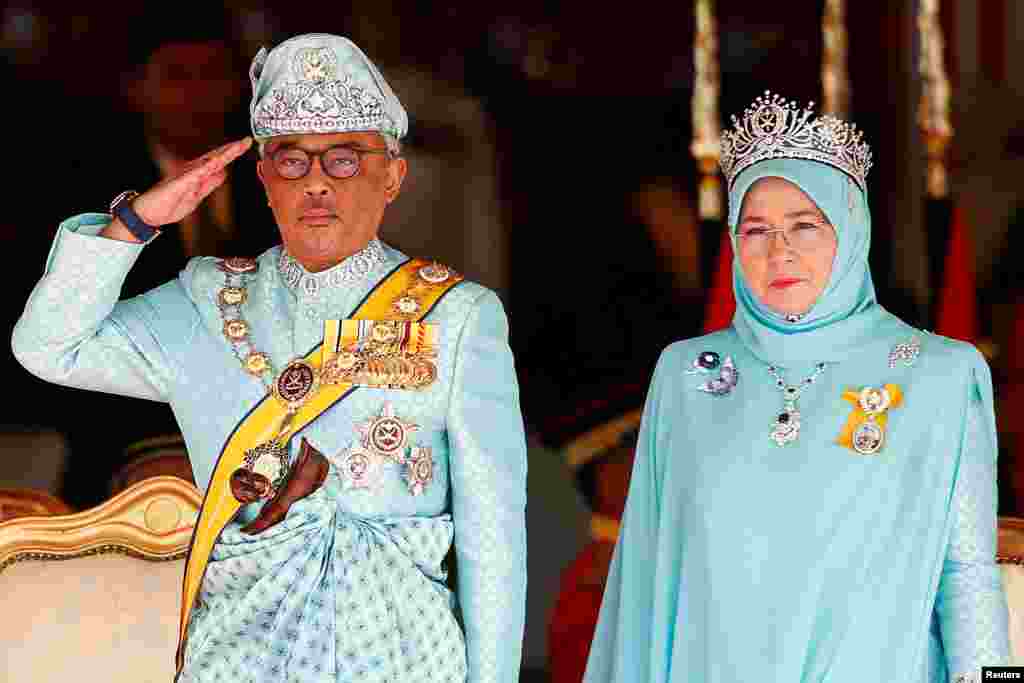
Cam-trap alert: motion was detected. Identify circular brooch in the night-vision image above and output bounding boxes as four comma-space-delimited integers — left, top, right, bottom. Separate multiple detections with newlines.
852, 420, 885, 455
223, 319, 250, 342
357, 403, 419, 462
219, 257, 258, 274
410, 358, 437, 389
321, 350, 362, 384
697, 351, 721, 370
418, 262, 451, 284
244, 351, 271, 377
242, 441, 290, 498
273, 359, 319, 410
371, 321, 400, 344
218, 286, 248, 307
339, 445, 383, 491
368, 417, 409, 460
393, 296, 420, 315
858, 386, 891, 415
405, 447, 434, 496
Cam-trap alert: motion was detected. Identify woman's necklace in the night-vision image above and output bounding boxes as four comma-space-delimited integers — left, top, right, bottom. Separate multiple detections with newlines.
766, 362, 828, 446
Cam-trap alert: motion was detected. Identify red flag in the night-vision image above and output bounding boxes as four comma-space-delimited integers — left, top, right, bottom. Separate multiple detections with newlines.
934, 204, 979, 343
1009, 300, 1024, 373
703, 227, 735, 333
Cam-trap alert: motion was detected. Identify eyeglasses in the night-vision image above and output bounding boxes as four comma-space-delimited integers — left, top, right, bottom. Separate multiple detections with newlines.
735, 221, 834, 256
268, 144, 391, 180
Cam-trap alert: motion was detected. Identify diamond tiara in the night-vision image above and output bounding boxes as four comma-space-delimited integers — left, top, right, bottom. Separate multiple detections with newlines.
719, 91, 873, 193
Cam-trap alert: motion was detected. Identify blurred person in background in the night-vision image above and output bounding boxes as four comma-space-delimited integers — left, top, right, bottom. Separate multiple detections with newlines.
982, 122, 1024, 515
114, 7, 276, 293
7, 7, 278, 508
12, 33, 527, 682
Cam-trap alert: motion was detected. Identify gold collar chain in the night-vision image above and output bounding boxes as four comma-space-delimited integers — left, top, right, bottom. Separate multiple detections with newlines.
216, 257, 276, 391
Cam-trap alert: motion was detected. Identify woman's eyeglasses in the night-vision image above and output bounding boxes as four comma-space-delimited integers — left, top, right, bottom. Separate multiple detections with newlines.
736, 222, 833, 255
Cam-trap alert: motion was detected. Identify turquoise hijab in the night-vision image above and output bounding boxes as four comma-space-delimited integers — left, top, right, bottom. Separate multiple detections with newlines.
728, 158, 904, 366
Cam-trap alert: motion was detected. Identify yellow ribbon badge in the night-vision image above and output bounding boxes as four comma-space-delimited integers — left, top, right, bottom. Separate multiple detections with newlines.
836, 384, 903, 455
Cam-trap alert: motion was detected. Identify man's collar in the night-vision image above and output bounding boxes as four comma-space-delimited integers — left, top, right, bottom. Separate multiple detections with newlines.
277, 239, 388, 299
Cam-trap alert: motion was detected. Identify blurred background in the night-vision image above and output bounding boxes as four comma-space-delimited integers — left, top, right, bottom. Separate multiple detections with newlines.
0, 1, 1022, 680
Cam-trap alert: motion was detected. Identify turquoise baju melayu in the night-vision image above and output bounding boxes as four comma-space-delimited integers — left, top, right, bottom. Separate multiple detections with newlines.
12, 216, 527, 683
583, 158, 1010, 682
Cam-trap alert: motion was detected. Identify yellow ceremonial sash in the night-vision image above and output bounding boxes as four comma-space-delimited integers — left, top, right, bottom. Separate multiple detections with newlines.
175, 258, 462, 675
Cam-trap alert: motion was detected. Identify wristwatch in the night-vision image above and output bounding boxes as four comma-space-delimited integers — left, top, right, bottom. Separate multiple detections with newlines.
109, 190, 159, 241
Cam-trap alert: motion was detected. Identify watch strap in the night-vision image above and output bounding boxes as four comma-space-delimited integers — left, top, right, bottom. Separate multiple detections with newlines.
110, 191, 159, 242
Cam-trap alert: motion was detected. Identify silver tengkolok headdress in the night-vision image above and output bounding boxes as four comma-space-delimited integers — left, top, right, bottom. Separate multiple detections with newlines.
249, 33, 408, 141
719, 91, 872, 192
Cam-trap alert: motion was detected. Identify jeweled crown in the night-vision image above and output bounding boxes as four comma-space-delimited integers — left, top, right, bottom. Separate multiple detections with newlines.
719, 91, 872, 192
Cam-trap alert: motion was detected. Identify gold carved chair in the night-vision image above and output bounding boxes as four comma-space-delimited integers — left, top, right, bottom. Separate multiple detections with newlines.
110, 433, 195, 496
0, 488, 73, 523
998, 515, 1024, 663
0, 476, 200, 682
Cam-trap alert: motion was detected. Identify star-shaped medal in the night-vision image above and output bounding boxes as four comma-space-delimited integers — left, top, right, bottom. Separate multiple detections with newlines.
356, 402, 419, 463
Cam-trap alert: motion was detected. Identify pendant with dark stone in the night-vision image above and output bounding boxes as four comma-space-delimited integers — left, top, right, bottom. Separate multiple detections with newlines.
766, 364, 829, 447
770, 406, 801, 446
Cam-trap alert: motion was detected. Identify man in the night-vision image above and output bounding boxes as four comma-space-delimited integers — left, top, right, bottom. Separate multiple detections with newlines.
13, 34, 527, 683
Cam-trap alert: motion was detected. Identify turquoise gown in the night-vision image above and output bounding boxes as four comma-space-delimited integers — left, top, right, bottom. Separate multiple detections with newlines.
583, 159, 1011, 682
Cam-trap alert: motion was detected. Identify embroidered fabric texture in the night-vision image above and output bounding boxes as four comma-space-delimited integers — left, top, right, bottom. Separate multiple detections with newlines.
938, 394, 1011, 678
277, 239, 387, 300
182, 473, 466, 682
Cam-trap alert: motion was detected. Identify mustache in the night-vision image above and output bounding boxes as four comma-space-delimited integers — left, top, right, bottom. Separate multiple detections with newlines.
301, 198, 337, 211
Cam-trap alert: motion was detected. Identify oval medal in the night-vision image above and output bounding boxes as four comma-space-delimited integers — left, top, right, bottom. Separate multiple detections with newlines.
244, 351, 271, 377
418, 262, 451, 284
273, 359, 319, 410
223, 319, 250, 341
218, 286, 248, 307
852, 419, 885, 455
219, 256, 258, 274
242, 441, 290, 497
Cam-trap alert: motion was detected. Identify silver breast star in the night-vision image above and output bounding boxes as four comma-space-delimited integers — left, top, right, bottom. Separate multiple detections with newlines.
356, 403, 419, 463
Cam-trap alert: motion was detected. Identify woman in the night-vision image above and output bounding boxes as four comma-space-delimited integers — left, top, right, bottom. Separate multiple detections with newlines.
583, 93, 1010, 682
